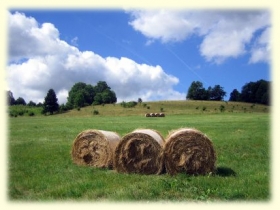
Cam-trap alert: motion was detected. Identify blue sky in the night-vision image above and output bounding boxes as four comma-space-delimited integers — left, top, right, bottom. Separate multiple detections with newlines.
7, 9, 271, 104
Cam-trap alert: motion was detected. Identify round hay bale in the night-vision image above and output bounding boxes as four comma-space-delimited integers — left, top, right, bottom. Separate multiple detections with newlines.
155, 113, 160, 117
150, 113, 155, 117
159, 113, 165, 117
71, 129, 121, 168
145, 113, 151, 117
164, 128, 216, 175
114, 129, 165, 175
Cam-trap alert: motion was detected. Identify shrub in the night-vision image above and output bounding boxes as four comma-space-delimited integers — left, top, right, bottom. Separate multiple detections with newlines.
93, 110, 99, 115
29, 112, 35, 116
220, 105, 225, 112
120, 101, 137, 108
18, 110, 24, 116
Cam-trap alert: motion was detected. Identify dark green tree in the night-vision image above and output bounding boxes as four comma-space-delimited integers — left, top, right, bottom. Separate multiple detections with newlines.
94, 81, 110, 93
67, 82, 96, 108
67, 81, 117, 108
15, 97, 26, 105
43, 89, 59, 115
92, 81, 116, 104
208, 85, 226, 101
101, 89, 117, 104
240, 79, 270, 105
229, 89, 241, 101
7, 90, 15, 105
84, 84, 95, 105
74, 91, 86, 108
67, 82, 88, 108
93, 93, 103, 105
27, 100, 36, 106
186, 81, 208, 100
255, 80, 270, 105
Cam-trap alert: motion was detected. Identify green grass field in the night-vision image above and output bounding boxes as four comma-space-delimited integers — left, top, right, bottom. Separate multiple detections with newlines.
8, 100, 270, 202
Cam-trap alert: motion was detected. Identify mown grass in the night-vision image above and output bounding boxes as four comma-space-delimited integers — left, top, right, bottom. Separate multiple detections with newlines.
8, 101, 270, 202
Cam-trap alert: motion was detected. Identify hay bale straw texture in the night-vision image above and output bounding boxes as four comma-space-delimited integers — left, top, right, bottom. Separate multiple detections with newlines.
164, 128, 216, 175
71, 129, 121, 168
114, 129, 165, 175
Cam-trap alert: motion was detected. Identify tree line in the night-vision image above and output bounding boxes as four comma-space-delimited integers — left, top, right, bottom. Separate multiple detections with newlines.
186, 79, 270, 105
229, 79, 270, 105
7, 79, 270, 115
186, 81, 226, 101
7, 81, 117, 115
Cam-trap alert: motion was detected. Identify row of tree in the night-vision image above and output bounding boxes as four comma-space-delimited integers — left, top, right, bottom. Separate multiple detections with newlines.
186, 79, 270, 105
186, 81, 226, 101
229, 79, 270, 105
7, 91, 33, 106
7, 81, 117, 115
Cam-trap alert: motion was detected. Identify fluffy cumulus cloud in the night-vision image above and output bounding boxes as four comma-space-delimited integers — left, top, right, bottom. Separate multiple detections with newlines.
128, 10, 271, 64
7, 11, 184, 104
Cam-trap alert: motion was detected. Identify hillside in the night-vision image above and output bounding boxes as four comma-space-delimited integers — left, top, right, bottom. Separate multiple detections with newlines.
8, 100, 269, 118
61, 100, 269, 117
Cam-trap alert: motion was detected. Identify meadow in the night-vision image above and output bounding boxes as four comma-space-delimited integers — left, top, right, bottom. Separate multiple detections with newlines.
8, 100, 270, 202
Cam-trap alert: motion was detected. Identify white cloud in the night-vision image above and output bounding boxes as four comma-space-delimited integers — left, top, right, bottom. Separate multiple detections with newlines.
249, 27, 271, 64
8, 11, 77, 62
129, 10, 196, 43
128, 10, 271, 64
7, 11, 184, 104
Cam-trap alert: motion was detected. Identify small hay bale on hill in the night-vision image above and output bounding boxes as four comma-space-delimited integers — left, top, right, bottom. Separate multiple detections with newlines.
114, 129, 165, 175
145, 113, 151, 117
159, 113, 165, 117
71, 129, 121, 169
155, 113, 160, 117
150, 113, 155, 117
164, 128, 216, 175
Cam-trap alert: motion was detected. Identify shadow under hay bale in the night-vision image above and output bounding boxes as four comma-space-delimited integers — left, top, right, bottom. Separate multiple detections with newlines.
114, 129, 165, 175
164, 128, 216, 175
215, 167, 236, 177
71, 129, 121, 169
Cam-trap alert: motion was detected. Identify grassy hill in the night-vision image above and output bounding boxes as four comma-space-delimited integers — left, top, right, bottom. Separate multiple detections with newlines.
63, 100, 269, 117
7, 100, 269, 118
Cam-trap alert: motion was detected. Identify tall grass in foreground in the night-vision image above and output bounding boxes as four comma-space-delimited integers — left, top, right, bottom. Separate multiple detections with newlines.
8, 112, 270, 201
